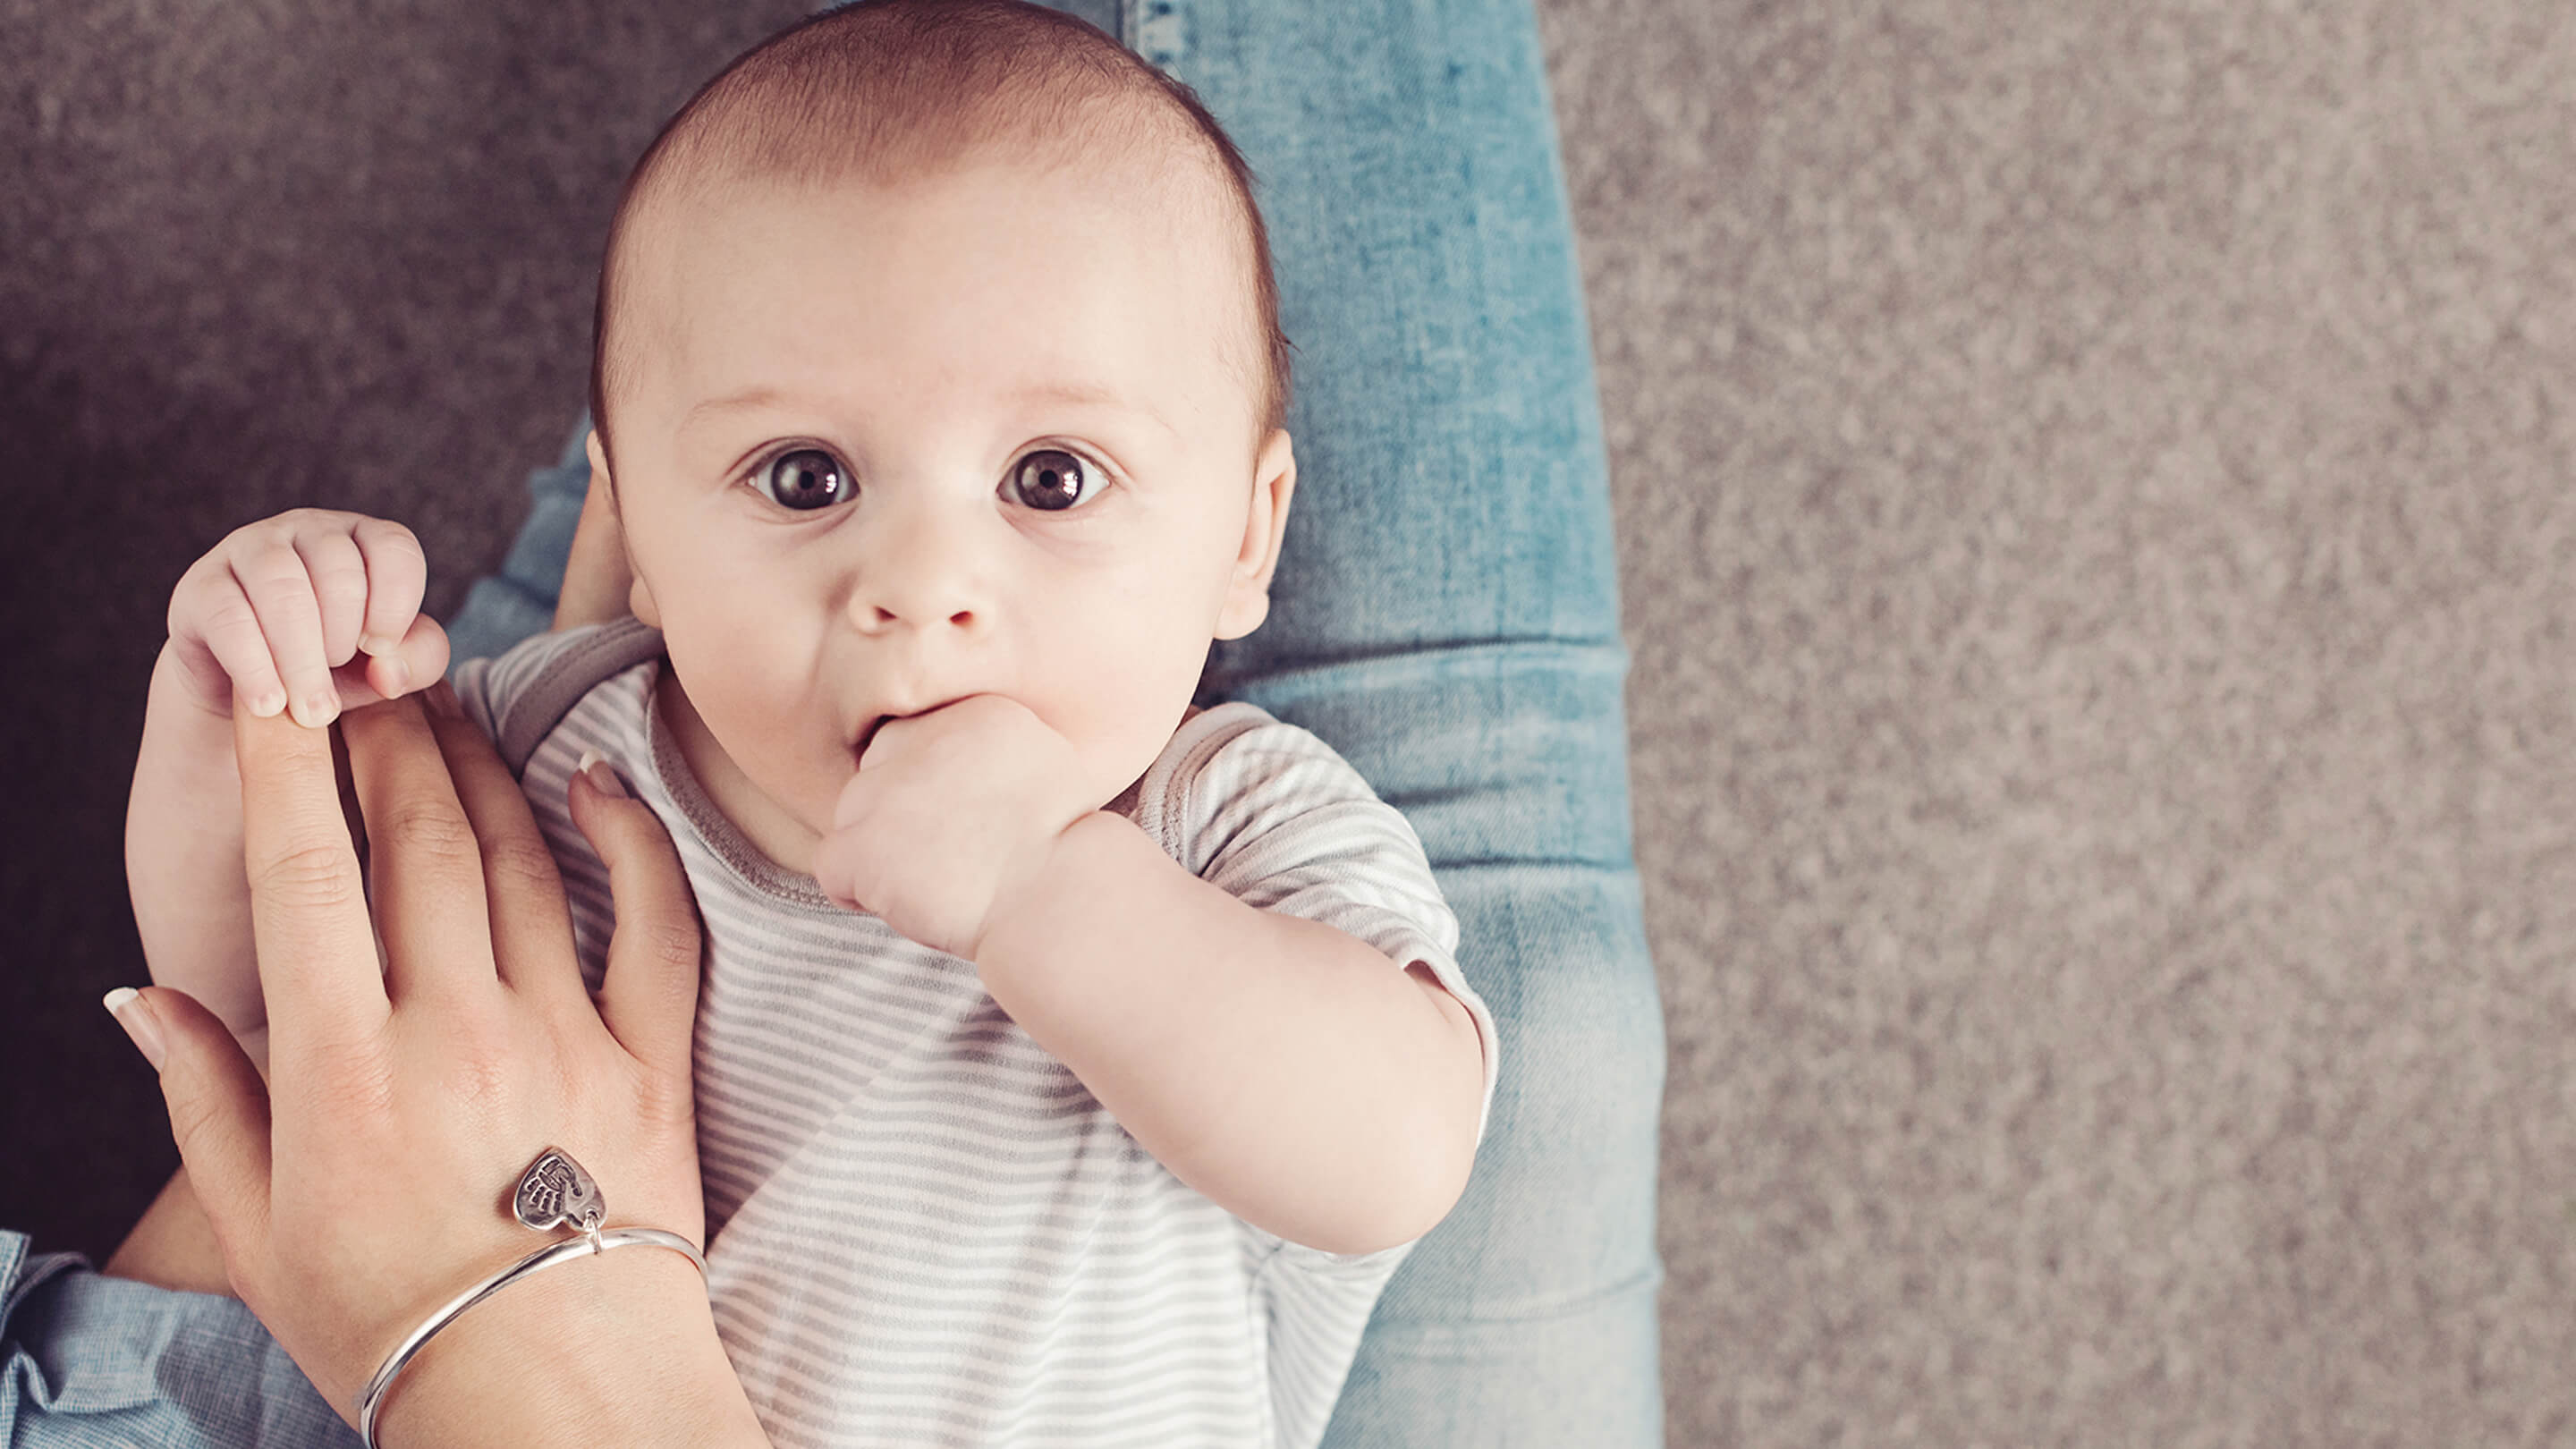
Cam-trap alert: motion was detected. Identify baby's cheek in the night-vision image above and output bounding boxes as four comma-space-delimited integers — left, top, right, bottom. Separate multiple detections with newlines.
1071, 673, 1198, 808
680, 647, 837, 798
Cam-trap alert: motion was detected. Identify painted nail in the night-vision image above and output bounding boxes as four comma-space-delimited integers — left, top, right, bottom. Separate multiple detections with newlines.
102, 987, 166, 1071
576, 749, 629, 799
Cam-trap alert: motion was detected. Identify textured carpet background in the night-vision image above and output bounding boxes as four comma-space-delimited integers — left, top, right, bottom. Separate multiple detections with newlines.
5, 2, 2573, 1445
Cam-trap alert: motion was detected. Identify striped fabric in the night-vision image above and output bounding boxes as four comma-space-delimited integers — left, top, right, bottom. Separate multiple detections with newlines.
454, 625, 1499, 1449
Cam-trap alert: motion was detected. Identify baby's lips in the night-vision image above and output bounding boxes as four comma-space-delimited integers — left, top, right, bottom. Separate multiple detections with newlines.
852, 716, 890, 764
851, 694, 976, 764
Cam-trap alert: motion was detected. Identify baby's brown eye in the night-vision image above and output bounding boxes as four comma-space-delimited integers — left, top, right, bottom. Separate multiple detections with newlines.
1008, 448, 1095, 512
758, 448, 853, 511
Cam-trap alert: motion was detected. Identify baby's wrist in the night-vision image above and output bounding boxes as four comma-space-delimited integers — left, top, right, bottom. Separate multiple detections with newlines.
150, 636, 245, 728
970, 810, 1138, 968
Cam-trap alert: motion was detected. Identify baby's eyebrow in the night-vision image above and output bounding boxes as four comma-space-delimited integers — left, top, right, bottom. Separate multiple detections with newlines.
682, 386, 793, 436
679, 381, 1178, 441
1017, 382, 1180, 440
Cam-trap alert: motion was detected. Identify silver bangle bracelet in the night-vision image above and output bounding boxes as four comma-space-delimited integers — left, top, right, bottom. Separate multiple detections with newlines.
354, 1147, 708, 1449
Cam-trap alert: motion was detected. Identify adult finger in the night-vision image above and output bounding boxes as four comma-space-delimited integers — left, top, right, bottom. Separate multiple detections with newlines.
565, 756, 703, 1074
336, 695, 498, 1009
417, 681, 586, 1014
114, 985, 275, 1271
349, 610, 451, 708
234, 705, 390, 1048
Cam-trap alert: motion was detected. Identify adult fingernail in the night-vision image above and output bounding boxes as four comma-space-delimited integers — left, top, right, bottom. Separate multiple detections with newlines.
576, 749, 629, 799
423, 680, 462, 718
103, 987, 166, 1071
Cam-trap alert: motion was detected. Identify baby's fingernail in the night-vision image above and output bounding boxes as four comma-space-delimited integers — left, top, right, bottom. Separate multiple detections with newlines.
360, 632, 395, 656
246, 689, 286, 718
103, 987, 166, 1072
379, 656, 411, 694
292, 693, 339, 728
576, 749, 629, 799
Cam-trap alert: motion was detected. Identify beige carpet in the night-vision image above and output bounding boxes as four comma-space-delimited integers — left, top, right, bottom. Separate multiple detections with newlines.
1540, 1, 2576, 1442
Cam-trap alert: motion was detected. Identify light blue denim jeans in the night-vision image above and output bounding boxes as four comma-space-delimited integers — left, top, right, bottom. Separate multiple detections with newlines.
0, 1, 1665, 1443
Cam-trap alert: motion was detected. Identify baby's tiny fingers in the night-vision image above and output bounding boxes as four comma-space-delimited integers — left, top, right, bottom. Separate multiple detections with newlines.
350, 518, 428, 657
227, 533, 338, 729
809, 827, 875, 916
186, 574, 290, 718
293, 527, 369, 669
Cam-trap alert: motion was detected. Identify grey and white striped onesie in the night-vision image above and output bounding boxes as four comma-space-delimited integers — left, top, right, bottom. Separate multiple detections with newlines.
455, 620, 1499, 1449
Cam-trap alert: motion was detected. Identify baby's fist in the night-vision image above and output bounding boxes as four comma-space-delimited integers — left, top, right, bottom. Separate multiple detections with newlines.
813, 695, 1096, 961
166, 508, 448, 727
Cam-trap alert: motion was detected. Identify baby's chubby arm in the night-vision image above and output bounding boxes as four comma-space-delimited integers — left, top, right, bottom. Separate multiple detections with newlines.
127, 509, 451, 1063
979, 818, 1487, 1257
814, 697, 1487, 1258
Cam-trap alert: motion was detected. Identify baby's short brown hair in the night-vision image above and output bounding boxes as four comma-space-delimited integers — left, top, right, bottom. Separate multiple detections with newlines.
588, 0, 1292, 478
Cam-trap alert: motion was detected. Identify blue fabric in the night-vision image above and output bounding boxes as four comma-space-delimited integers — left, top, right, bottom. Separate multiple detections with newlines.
4, 0, 1664, 1444
0, 1233, 356, 1447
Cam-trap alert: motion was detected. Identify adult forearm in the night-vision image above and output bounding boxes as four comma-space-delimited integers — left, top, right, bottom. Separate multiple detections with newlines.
126, 642, 265, 1036
374, 1245, 770, 1449
972, 812, 1485, 1256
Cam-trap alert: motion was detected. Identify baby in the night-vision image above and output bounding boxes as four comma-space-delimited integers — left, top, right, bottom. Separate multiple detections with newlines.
123, 2, 1496, 1445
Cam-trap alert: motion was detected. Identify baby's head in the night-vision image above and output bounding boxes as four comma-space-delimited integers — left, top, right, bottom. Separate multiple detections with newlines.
582, 0, 1296, 871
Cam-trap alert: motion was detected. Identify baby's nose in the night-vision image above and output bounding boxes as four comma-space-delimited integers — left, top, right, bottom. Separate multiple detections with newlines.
845, 502, 989, 634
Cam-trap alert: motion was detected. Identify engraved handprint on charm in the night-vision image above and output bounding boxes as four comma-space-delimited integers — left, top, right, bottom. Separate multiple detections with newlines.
513, 1147, 606, 1233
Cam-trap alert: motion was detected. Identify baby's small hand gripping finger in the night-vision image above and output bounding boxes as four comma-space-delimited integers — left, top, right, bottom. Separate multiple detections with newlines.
292, 513, 434, 723
165, 509, 430, 728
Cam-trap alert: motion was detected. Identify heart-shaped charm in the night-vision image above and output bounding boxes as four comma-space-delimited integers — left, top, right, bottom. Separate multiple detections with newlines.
513, 1146, 606, 1233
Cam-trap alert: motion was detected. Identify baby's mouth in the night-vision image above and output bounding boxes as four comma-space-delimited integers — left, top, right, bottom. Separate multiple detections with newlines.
852, 697, 965, 764
852, 716, 889, 764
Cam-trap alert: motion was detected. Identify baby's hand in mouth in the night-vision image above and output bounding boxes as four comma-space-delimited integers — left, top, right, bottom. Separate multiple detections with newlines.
817, 696, 1097, 961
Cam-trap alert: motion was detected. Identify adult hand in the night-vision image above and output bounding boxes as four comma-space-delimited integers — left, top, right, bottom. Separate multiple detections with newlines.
104, 687, 764, 1447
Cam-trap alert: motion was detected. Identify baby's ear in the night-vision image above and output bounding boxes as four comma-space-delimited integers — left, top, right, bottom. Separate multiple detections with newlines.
1214, 428, 1296, 641
628, 573, 664, 630
552, 429, 642, 632
583, 429, 617, 513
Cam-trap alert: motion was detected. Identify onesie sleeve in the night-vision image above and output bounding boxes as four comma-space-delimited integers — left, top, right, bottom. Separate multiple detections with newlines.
446, 620, 621, 745
450, 623, 569, 741
1129, 704, 1502, 1268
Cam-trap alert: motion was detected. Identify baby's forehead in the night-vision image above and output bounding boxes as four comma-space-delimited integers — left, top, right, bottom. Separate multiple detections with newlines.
642, 137, 1238, 301
617, 149, 1258, 418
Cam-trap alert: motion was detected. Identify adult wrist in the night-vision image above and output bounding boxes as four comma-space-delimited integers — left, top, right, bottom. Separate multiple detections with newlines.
374, 1242, 764, 1449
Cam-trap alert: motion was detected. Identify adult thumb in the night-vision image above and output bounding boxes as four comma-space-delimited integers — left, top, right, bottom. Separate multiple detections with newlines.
566, 755, 703, 1076
108, 985, 274, 1249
